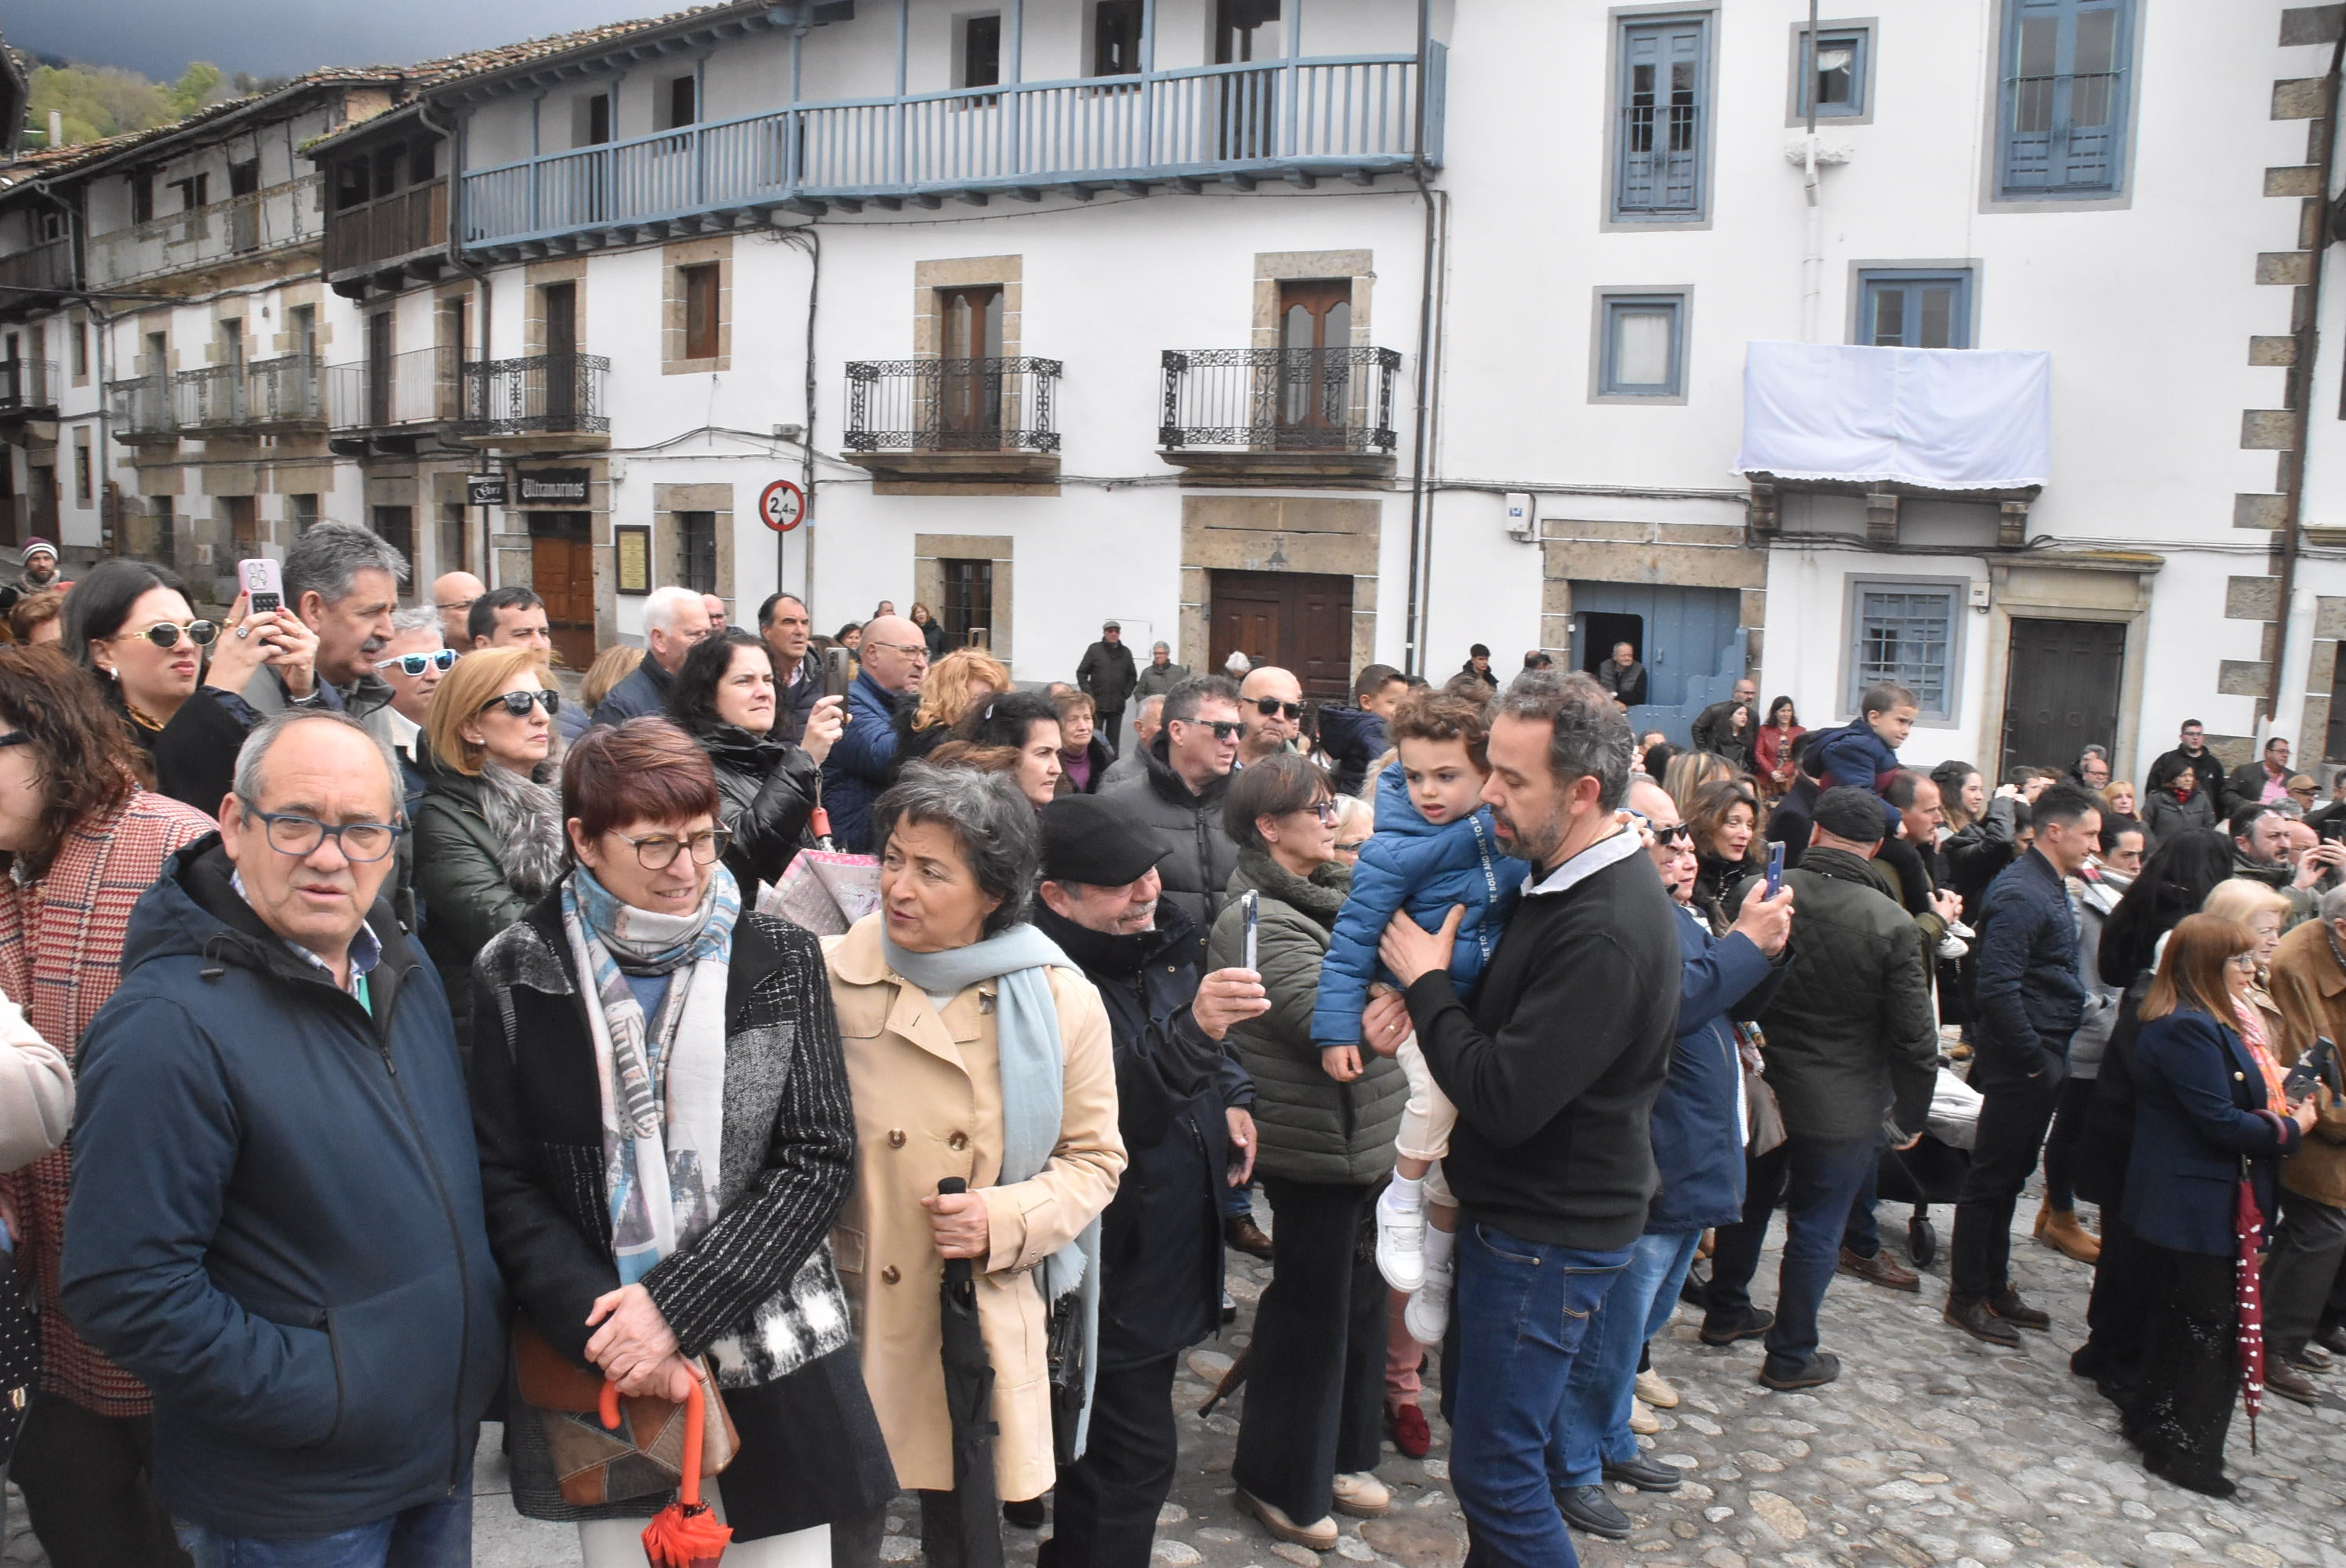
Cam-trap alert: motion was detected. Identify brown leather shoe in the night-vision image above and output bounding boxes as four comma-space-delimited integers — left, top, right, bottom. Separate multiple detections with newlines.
1988, 1287, 2050, 1332
1224, 1214, 1274, 1260
1839, 1245, 1920, 1293
2036, 1204, 2102, 1265
2269, 1361, 2321, 1406
1945, 1295, 2021, 1347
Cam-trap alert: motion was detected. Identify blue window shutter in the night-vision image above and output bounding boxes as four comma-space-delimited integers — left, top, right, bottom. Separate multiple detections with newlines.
1999, 0, 2132, 198
1617, 18, 1707, 217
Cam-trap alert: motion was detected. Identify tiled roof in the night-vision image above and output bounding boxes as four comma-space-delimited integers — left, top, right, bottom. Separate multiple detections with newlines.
400, 2, 764, 89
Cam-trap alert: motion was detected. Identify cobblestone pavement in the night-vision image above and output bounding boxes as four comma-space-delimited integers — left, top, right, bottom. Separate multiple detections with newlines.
10, 1185, 2346, 1566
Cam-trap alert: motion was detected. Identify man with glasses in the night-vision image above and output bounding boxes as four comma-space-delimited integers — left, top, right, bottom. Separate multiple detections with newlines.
374, 607, 453, 815
1237, 666, 1306, 768
1102, 674, 1244, 929
430, 570, 486, 652
819, 612, 931, 854
591, 586, 712, 728
62, 710, 503, 1568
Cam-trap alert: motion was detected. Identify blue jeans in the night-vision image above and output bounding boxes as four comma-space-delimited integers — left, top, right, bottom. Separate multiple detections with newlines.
1707, 1135, 1879, 1372
1443, 1221, 1632, 1568
1843, 1143, 1883, 1257
176, 1488, 472, 1568
1549, 1229, 1704, 1489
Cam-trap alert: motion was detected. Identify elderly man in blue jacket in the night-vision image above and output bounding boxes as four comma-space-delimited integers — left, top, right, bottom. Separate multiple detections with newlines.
62, 710, 504, 1565
818, 612, 930, 852
1546, 775, 1792, 1541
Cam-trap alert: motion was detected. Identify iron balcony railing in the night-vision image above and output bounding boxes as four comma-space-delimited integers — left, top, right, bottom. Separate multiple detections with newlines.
0, 240, 73, 296
325, 347, 462, 430
462, 48, 1442, 247
455, 353, 610, 437
1159, 347, 1400, 452
87, 174, 325, 289
107, 358, 177, 440
172, 363, 247, 430
844, 358, 1062, 453
324, 178, 449, 275
169, 357, 324, 433
0, 360, 56, 412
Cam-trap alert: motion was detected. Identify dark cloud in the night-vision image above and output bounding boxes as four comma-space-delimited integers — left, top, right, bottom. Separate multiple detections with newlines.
7, 0, 657, 82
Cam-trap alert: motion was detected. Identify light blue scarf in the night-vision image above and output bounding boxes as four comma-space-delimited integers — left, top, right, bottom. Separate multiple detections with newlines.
881, 922, 1103, 1455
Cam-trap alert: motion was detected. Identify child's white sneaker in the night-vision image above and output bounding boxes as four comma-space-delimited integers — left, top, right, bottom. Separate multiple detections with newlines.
1376, 1182, 1428, 1294
1404, 1257, 1453, 1345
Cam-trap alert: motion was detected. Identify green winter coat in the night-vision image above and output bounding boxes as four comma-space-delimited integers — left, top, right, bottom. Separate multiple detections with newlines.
1208, 850, 1404, 1186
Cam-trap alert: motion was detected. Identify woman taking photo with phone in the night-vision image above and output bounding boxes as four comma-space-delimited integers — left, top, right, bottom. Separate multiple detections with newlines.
416, 647, 565, 1058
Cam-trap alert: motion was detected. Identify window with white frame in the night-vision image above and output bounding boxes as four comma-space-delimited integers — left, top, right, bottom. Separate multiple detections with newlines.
1996, 0, 2134, 199
1596, 292, 1688, 400
1856, 269, 1974, 349
1614, 16, 1710, 220
1849, 581, 1959, 722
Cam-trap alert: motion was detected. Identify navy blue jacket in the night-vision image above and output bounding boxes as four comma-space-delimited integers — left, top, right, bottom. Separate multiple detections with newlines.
589, 655, 675, 728
1971, 848, 2086, 1087
60, 839, 503, 1536
1647, 902, 1781, 1234
2126, 1006, 2299, 1257
819, 670, 906, 854
1313, 764, 1526, 1047
1316, 704, 1391, 800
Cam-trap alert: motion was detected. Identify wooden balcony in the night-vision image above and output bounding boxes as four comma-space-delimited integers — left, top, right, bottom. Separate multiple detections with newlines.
0, 240, 73, 303
324, 180, 449, 294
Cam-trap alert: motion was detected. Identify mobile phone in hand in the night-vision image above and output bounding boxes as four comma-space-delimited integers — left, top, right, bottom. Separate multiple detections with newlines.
823, 645, 855, 699
238, 557, 283, 619
1240, 889, 1260, 972
1764, 841, 1786, 898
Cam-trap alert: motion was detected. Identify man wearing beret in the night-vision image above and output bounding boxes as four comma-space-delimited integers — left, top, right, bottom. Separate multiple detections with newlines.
1700, 786, 1940, 1391
1031, 796, 1268, 1568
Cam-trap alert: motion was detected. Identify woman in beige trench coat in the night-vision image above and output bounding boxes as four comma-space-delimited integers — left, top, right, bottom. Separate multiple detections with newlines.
825, 764, 1124, 1566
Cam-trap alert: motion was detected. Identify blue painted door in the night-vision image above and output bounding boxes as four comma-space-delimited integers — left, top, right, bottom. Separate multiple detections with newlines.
1568, 581, 1744, 748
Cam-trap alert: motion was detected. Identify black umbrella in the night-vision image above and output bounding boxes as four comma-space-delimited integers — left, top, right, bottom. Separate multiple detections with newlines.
936, 1178, 1007, 1567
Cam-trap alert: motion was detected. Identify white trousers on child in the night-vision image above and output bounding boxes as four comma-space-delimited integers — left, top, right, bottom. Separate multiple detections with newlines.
1395, 1033, 1456, 1207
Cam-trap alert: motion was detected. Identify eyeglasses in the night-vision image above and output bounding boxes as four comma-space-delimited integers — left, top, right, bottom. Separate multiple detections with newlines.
1253, 699, 1305, 720
1335, 839, 1369, 854
866, 640, 929, 661
2229, 953, 2261, 971
0, 732, 30, 750
1175, 718, 1244, 742
1651, 822, 1693, 848
434, 597, 478, 614
376, 648, 458, 677
1306, 800, 1338, 825
476, 688, 561, 719
607, 826, 733, 869
237, 800, 403, 863
112, 620, 219, 649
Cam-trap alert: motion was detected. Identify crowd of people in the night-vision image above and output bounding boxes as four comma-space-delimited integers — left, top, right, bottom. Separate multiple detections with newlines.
0, 528, 2337, 1568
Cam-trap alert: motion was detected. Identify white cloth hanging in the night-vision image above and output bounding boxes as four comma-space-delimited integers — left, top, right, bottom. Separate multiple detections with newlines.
1734, 340, 2052, 491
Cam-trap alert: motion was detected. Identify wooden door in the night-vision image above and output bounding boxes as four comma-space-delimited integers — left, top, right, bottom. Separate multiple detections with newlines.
1208, 568, 1353, 703
2003, 617, 2123, 775
1568, 579, 1743, 746
529, 512, 597, 670
936, 285, 1004, 447
543, 283, 578, 426
1275, 279, 1352, 448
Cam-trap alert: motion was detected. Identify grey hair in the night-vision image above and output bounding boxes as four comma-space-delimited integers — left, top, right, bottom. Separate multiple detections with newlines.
870, 764, 1040, 936
283, 521, 410, 608
232, 710, 405, 820
1152, 641, 1170, 655
643, 585, 703, 634
1135, 692, 1166, 723
1497, 670, 1634, 811
2322, 883, 2346, 924
388, 605, 443, 640
1163, 673, 1240, 726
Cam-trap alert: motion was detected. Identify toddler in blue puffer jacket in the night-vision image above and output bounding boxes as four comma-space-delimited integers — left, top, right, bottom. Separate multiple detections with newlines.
1313, 690, 1526, 1345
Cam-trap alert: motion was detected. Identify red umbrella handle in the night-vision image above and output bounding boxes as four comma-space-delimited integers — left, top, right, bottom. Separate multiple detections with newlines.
597, 1374, 710, 1507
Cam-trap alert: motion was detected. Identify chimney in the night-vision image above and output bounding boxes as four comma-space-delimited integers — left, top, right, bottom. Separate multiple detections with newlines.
47, 111, 63, 148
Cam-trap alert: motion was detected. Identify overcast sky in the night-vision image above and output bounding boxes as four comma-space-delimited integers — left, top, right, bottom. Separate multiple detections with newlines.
5, 0, 659, 83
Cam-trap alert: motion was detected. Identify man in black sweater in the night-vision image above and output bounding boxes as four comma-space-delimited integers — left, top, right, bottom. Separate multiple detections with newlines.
1374, 670, 1680, 1565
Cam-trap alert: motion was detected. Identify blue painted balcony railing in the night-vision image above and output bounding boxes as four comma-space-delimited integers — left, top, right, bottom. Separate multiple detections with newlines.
460, 48, 1442, 248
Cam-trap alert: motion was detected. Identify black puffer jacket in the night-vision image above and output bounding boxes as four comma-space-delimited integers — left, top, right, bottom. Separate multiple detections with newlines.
1034, 901, 1251, 1367
1728, 846, 1937, 1143
1099, 734, 1240, 930
1208, 851, 1404, 1186
688, 717, 819, 897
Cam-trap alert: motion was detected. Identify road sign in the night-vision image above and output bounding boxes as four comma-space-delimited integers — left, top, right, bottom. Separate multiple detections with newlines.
466, 474, 507, 506
759, 478, 808, 533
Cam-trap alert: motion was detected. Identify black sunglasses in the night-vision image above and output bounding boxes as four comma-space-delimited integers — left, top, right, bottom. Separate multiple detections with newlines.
477, 688, 561, 719
1176, 718, 1244, 742
1253, 699, 1305, 720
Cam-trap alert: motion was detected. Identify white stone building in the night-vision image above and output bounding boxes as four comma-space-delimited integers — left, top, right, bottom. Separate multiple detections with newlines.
2, 0, 2340, 784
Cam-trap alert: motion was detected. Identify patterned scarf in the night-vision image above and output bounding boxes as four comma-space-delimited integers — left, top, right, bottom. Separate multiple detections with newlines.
561, 862, 741, 1285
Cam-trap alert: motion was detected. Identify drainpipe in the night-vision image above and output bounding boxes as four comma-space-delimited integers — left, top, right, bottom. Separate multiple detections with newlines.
1402, 0, 1438, 678
1800, 0, 1823, 343
419, 96, 497, 582
2266, 27, 2346, 735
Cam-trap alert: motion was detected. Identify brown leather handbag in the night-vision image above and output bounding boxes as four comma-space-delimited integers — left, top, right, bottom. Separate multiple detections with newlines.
512, 1319, 740, 1507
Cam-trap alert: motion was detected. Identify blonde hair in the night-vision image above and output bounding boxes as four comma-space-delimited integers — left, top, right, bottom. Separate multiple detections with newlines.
913, 648, 1011, 733
579, 644, 645, 711
1664, 750, 1739, 818
427, 646, 551, 777
2101, 779, 2135, 815
1331, 793, 1374, 843
2141, 913, 2255, 1025
2202, 877, 2291, 927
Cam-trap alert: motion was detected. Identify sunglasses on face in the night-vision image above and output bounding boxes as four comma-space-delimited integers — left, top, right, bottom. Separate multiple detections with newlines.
116, 620, 219, 649
1651, 822, 1693, 848
1177, 718, 1244, 742
376, 648, 458, 676
476, 688, 561, 719
1254, 699, 1305, 720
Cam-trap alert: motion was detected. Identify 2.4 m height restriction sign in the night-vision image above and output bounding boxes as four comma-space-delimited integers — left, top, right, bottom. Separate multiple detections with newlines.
759, 478, 808, 533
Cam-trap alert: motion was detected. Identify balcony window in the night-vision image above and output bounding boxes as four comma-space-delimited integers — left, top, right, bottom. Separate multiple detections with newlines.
170, 174, 209, 212
683, 263, 721, 361
1216, 0, 1280, 64
1857, 270, 1974, 350
1614, 16, 1709, 221
1092, 0, 1142, 75
664, 74, 698, 129
1793, 26, 1870, 121
1596, 292, 1688, 400
1996, 0, 2134, 199
1848, 581, 1959, 723
942, 557, 994, 648
960, 14, 1004, 91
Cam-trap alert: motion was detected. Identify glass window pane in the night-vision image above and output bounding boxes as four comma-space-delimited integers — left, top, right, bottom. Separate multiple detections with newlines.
2075, 8, 2117, 72
1918, 287, 1953, 349
1612, 307, 1672, 387
1872, 289, 1905, 347
2017, 15, 2057, 77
